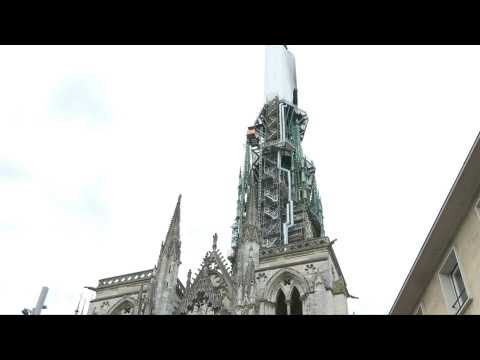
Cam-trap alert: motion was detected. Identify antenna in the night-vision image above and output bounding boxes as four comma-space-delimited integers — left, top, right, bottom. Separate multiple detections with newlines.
80, 298, 86, 315
75, 295, 82, 315
24, 286, 49, 315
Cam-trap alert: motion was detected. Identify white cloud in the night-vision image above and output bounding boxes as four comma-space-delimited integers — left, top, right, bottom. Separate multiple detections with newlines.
0, 45, 478, 314
49, 76, 111, 124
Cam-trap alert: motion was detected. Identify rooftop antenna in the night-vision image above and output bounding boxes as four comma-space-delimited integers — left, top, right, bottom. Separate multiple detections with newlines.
23, 286, 49, 315
75, 295, 82, 315
80, 298, 86, 315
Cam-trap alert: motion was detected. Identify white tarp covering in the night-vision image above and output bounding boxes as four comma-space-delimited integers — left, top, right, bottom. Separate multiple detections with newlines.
264, 45, 297, 103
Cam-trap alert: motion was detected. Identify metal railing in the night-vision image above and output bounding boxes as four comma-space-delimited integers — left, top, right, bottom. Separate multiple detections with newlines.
452, 289, 468, 314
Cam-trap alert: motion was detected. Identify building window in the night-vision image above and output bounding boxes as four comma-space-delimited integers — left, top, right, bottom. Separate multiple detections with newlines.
275, 289, 287, 315
111, 300, 134, 315
439, 249, 471, 314
290, 287, 302, 315
450, 264, 468, 313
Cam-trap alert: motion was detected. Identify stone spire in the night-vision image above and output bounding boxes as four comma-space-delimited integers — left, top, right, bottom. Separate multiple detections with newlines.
243, 141, 251, 192
245, 172, 258, 227
231, 167, 244, 248
153, 194, 183, 314
166, 194, 181, 243
186, 269, 192, 289
160, 194, 181, 261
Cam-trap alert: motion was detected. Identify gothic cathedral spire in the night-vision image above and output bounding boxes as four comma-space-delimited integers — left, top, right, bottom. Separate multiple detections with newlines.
229, 45, 349, 314
87, 46, 349, 316
159, 194, 181, 262
152, 194, 182, 314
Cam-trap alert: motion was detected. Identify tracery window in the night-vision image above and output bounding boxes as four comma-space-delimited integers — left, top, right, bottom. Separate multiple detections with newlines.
111, 300, 134, 315
275, 289, 287, 315
290, 287, 302, 315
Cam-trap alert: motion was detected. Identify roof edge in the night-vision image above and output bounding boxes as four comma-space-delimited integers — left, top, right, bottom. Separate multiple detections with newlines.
390, 130, 480, 314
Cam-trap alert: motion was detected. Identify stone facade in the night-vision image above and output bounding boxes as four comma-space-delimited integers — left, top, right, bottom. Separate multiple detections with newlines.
87, 270, 153, 315
87, 197, 185, 315
87, 46, 350, 315
255, 242, 348, 315
87, 267, 186, 315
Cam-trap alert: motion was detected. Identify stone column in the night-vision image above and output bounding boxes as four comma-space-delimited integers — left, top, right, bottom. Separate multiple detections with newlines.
301, 294, 308, 315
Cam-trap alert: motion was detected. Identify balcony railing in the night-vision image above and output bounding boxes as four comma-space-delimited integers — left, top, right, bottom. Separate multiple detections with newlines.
452, 289, 468, 314
264, 188, 278, 202
264, 208, 279, 220
260, 237, 330, 259
98, 269, 154, 288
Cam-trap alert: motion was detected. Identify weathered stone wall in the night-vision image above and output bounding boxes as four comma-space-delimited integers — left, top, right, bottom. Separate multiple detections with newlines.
152, 259, 180, 314
255, 245, 348, 315
88, 281, 151, 315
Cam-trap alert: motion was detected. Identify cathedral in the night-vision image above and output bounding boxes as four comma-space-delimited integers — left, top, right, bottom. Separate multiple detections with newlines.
86, 45, 351, 315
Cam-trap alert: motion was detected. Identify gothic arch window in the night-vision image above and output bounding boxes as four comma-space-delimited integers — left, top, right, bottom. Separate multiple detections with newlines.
290, 287, 302, 315
275, 289, 287, 315
111, 300, 134, 315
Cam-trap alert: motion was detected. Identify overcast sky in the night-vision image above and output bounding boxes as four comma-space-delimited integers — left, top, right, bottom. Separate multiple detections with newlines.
0, 45, 479, 315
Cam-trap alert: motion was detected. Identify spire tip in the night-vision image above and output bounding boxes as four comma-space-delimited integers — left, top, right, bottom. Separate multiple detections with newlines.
212, 233, 218, 250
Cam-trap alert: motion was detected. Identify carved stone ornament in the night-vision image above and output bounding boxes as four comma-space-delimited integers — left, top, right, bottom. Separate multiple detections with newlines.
178, 247, 234, 315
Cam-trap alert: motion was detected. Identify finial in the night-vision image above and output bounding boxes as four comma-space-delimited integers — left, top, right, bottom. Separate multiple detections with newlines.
212, 233, 218, 250
187, 269, 192, 288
